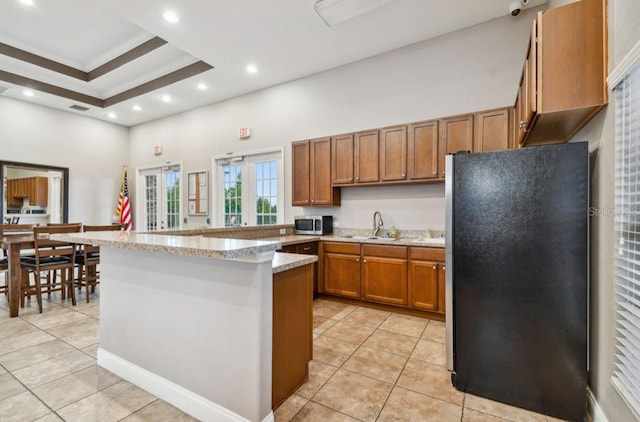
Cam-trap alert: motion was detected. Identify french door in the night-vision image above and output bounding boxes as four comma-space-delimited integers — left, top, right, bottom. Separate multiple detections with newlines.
138, 165, 181, 231
215, 150, 283, 227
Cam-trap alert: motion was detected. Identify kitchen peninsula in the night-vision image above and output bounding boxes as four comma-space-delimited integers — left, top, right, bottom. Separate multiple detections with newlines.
52, 230, 316, 422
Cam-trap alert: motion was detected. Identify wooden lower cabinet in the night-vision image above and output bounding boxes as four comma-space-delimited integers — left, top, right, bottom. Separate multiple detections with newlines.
322, 242, 361, 298
272, 264, 313, 409
362, 245, 408, 306
408, 247, 446, 314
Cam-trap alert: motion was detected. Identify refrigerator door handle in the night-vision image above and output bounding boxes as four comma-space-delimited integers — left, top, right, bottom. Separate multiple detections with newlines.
445, 154, 454, 372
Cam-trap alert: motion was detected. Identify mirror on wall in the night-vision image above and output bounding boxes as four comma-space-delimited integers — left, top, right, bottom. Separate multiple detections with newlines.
0, 161, 69, 225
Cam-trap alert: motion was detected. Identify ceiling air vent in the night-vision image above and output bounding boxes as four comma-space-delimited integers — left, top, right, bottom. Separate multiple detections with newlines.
69, 104, 90, 111
0, 86, 8, 95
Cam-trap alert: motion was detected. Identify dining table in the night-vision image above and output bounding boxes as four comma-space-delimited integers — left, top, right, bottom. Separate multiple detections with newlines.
1, 234, 35, 317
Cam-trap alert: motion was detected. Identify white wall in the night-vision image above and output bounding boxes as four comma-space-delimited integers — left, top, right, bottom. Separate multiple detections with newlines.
128, 10, 537, 230
0, 97, 129, 224
549, 0, 640, 420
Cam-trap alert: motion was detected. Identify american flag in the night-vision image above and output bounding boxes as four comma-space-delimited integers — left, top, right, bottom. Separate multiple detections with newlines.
116, 167, 132, 230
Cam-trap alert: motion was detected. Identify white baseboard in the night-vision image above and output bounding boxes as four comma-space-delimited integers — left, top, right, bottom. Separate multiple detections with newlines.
98, 348, 274, 422
588, 388, 608, 422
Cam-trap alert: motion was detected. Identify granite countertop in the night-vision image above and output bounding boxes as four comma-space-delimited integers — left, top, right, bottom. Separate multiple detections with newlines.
272, 253, 318, 273
51, 231, 281, 260
265, 234, 445, 248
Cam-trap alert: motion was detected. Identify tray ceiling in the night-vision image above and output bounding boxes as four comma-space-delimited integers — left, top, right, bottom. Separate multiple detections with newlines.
0, 0, 547, 126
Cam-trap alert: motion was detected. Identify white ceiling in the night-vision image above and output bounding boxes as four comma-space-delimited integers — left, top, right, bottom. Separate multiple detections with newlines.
0, 0, 547, 127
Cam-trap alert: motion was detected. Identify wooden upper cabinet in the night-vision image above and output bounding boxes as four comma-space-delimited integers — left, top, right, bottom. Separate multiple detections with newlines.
354, 130, 379, 183
292, 141, 310, 206
520, 0, 607, 145
408, 120, 439, 181
474, 108, 511, 152
439, 115, 473, 178
380, 125, 407, 182
292, 138, 339, 206
310, 138, 337, 206
332, 133, 355, 185
6, 177, 48, 207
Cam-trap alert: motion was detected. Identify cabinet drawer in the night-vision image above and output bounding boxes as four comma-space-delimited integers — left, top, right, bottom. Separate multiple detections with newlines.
362, 244, 407, 259
409, 247, 444, 261
276, 244, 298, 253
323, 241, 360, 255
297, 242, 318, 255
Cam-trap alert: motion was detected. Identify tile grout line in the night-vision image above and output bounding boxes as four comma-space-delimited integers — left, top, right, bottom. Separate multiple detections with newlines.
0, 292, 111, 422
373, 319, 432, 421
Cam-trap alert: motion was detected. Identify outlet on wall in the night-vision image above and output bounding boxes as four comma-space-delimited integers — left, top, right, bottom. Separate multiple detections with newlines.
280, 228, 286, 235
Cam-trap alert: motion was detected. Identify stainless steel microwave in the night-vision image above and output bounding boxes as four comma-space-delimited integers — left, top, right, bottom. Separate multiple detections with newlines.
294, 216, 333, 235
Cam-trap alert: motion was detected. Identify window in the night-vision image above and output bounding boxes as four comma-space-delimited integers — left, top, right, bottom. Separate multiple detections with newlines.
613, 60, 640, 417
215, 149, 283, 227
138, 164, 181, 231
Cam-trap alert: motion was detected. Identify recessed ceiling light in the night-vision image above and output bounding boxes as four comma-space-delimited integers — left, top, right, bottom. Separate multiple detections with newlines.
163, 10, 179, 23
22, 89, 35, 97
246, 64, 258, 74
161, 94, 172, 103
19, 0, 34, 6
108, 112, 117, 119
197, 83, 208, 90
132, 104, 142, 111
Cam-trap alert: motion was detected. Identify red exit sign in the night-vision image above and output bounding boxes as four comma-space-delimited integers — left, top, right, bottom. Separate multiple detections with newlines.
238, 127, 251, 139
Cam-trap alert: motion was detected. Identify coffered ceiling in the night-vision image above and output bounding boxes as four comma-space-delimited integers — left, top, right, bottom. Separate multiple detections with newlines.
0, 0, 547, 127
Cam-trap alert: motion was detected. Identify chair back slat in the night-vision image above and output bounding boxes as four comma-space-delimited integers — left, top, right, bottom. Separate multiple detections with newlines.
83, 224, 123, 232
33, 225, 81, 265
1, 224, 39, 257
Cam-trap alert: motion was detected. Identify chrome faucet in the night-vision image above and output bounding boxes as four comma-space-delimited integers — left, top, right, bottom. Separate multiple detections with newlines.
373, 211, 384, 237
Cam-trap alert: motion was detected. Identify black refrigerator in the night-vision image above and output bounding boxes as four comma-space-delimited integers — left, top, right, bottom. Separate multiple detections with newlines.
444, 142, 588, 421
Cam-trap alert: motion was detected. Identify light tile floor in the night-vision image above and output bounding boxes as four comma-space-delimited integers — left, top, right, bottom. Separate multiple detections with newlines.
277, 299, 568, 422
0, 291, 565, 421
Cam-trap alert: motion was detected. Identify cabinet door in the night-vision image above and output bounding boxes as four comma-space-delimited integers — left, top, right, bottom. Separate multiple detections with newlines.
332, 134, 354, 185
354, 130, 379, 183
362, 256, 408, 306
323, 252, 361, 298
380, 126, 407, 182
407, 120, 438, 180
292, 141, 310, 206
310, 137, 332, 205
439, 115, 473, 179
34, 177, 48, 207
474, 108, 510, 152
409, 260, 439, 311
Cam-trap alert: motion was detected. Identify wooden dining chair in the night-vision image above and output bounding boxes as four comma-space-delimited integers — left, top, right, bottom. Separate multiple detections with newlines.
0, 224, 38, 296
20, 225, 81, 313
75, 224, 122, 303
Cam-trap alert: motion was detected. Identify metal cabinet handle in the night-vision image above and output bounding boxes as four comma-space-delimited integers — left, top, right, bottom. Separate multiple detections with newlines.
302, 247, 311, 251
433, 265, 437, 270
356, 258, 360, 262
402, 173, 406, 177
432, 171, 437, 175
363, 259, 367, 263
305, 200, 309, 203
355, 177, 360, 181
442, 171, 445, 176
311, 200, 314, 203
519, 120, 527, 129
443, 266, 446, 271
350, 177, 353, 181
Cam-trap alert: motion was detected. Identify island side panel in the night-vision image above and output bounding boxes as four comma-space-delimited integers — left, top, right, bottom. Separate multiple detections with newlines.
97, 247, 273, 422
